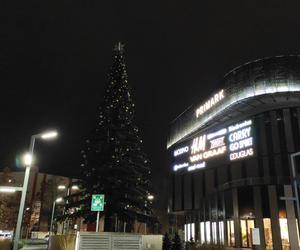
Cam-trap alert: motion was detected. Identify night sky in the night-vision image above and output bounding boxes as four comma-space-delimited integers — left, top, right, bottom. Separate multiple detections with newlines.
1, 0, 300, 212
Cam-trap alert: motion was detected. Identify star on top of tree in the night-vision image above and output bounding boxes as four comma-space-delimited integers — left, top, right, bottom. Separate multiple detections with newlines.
114, 42, 125, 52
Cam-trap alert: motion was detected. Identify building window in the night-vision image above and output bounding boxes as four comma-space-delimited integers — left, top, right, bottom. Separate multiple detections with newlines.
240, 219, 254, 248
212, 222, 217, 244
200, 222, 205, 244
279, 218, 290, 250
227, 220, 235, 247
263, 218, 273, 250
191, 223, 195, 241
206, 221, 211, 244
184, 224, 188, 242
219, 221, 224, 244
184, 223, 195, 242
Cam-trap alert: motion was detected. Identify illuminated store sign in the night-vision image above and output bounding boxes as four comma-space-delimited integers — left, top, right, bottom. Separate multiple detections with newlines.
172, 119, 254, 172
196, 89, 225, 118
174, 146, 189, 157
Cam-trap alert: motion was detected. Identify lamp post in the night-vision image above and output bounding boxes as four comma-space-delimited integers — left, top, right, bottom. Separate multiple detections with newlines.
49, 197, 63, 236
13, 130, 58, 250
57, 183, 78, 234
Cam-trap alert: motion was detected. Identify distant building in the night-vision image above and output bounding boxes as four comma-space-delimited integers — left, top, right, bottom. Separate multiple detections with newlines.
0, 167, 79, 236
168, 56, 300, 249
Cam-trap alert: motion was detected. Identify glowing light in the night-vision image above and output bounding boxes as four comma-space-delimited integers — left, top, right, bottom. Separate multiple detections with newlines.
0, 187, 16, 193
57, 185, 66, 190
71, 185, 79, 190
147, 194, 154, 200
23, 153, 32, 166
41, 131, 58, 140
55, 197, 63, 203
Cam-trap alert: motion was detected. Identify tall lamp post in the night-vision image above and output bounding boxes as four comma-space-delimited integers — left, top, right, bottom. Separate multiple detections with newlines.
49, 197, 63, 236
13, 131, 58, 250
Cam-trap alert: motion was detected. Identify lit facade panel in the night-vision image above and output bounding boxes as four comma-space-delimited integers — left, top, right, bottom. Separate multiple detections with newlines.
169, 56, 300, 249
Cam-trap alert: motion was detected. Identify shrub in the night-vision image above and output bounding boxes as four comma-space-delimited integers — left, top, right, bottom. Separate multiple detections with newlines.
171, 233, 182, 250
163, 233, 171, 250
0, 240, 12, 250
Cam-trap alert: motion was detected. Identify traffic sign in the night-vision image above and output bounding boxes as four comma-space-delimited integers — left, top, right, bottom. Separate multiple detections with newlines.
91, 194, 105, 212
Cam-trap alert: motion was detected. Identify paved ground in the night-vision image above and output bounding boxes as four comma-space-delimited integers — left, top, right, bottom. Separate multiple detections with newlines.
20, 240, 48, 250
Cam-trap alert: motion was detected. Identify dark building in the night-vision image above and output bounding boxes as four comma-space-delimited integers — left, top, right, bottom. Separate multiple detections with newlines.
168, 56, 300, 249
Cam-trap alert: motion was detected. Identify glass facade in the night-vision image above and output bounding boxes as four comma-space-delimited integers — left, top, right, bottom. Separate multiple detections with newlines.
177, 107, 300, 248
172, 57, 300, 249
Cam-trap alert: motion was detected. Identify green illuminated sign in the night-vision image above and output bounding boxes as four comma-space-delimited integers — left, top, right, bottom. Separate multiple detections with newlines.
91, 194, 105, 212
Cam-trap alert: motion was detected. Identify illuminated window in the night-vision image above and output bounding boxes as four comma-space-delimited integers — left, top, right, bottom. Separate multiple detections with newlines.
206, 221, 211, 243
240, 219, 254, 248
227, 220, 235, 246
184, 224, 188, 242
219, 221, 224, 244
185, 223, 195, 242
200, 222, 205, 244
191, 223, 195, 241
212, 222, 217, 244
279, 218, 290, 249
263, 218, 273, 250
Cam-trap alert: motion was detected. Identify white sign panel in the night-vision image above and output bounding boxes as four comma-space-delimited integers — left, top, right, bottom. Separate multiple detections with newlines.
252, 228, 260, 245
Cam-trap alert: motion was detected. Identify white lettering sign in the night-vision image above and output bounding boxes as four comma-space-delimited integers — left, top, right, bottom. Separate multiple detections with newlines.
230, 148, 254, 160
196, 89, 225, 118
191, 135, 206, 154
174, 146, 189, 157
229, 127, 251, 142
173, 162, 189, 171
172, 119, 254, 172
210, 136, 225, 149
188, 162, 206, 171
228, 120, 252, 132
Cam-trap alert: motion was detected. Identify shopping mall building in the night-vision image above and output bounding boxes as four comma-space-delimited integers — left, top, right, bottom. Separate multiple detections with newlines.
168, 56, 300, 249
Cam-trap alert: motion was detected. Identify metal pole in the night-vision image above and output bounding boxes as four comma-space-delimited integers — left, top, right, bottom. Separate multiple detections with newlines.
290, 152, 300, 237
49, 201, 56, 236
96, 212, 100, 232
13, 136, 35, 250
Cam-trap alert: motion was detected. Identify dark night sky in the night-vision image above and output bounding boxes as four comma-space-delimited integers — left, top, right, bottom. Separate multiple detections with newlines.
1, 0, 300, 211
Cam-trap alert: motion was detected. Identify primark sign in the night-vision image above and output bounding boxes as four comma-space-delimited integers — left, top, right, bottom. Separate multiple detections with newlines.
172, 119, 255, 172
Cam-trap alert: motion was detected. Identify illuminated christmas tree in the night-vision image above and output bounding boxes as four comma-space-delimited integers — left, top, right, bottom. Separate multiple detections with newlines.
66, 43, 155, 231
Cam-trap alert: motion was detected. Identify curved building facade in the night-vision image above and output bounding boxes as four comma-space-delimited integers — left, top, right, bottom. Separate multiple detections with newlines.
168, 56, 300, 249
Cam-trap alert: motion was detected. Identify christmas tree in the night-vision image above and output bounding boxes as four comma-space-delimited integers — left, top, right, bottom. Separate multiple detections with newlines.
64, 43, 155, 232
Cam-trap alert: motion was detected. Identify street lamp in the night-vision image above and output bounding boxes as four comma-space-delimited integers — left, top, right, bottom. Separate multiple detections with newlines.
13, 130, 58, 250
49, 197, 64, 236
147, 194, 154, 201
57, 185, 66, 190
0, 186, 23, 193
